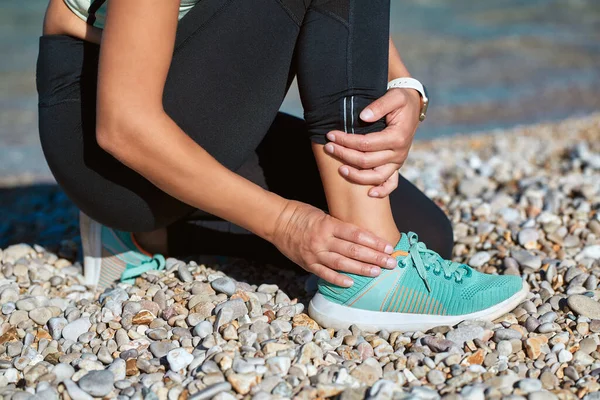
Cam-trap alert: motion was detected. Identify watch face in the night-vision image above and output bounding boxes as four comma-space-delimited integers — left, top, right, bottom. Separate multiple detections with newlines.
420, 85, 429, 121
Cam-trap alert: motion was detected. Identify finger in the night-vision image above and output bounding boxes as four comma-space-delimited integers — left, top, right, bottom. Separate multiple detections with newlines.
329, 238, 397, 269
324, 143, 395, 169
340, 163, 399, 186
369, 168, 400, 198
326, 129, 396, 152
318, 252, 382, 277
310, 263, 354, 287
332, 222, 394, 254
360, 89, 408, 122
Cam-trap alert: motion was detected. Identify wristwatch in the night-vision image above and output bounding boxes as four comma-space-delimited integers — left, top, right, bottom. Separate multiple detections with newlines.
387, 77, 429, 122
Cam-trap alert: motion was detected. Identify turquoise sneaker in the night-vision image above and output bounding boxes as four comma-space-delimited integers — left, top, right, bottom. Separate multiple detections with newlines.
309, 232, 528, 332
80, 212, 166, 288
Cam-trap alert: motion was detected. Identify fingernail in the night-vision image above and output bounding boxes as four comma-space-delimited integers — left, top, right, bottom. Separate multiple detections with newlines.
370, 267, 381, 277
386, 258, 396, 268
384, 244, 394, 254
369, 191, 379, 197
326, 133, 335, 142
325, 144, 334, 153
343, 278, 354, 287
360, 108, 374, 121
340, 167, 349, 176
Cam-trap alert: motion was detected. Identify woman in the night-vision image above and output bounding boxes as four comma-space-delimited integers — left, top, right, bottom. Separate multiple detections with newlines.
38, 0, 528, 331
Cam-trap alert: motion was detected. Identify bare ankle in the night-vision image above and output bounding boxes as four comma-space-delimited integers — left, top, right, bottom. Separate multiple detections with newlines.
134, 228, 168, 255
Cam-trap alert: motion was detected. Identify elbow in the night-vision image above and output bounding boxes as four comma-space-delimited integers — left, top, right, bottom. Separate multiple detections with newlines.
96, 126, 120, 156
96, 112, 148, 159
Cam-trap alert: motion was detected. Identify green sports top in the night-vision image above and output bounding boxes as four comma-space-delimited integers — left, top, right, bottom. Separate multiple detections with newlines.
63, 0, 200, 29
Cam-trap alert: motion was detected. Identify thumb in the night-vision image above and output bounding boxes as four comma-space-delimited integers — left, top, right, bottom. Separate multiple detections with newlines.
360, 96, 392, 122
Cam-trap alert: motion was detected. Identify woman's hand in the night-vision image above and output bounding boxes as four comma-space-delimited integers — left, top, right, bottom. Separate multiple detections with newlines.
323, 88, 421, 198
271, 200, 397, 287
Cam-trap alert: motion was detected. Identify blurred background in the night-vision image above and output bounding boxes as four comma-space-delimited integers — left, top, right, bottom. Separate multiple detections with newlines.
0, 0, 599, 247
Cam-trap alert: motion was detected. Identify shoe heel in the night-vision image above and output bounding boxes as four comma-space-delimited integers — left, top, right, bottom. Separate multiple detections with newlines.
80, 211, 102, 286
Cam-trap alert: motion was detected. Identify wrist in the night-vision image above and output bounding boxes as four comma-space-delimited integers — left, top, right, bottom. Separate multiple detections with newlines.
261, 195, 293, 243
387, 77, 428, 122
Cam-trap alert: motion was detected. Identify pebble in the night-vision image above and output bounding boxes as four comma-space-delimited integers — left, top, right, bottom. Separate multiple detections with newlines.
469, 252, 491, 268
177, 263, 193, 283
167, 348, 194, 372
29, 307, 53, 325
64, 379, 94, 400
189, 382, 233, 400
211, 277, 236, 296
149, 341, 176, 358
62, 318, 91, 342
517, 378, 542, 393
568, 295, 600, 319
511, 249, 542, 270
427, 369, 446, 385
77, 370, 114, 397
446, 326, 485, 346
2, 116, 600, 400
518, 229, 539, 249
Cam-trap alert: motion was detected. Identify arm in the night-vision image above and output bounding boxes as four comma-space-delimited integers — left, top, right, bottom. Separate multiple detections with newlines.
96, 1, 396, 285
388, 37, 412, 82
96, 1, 285, 242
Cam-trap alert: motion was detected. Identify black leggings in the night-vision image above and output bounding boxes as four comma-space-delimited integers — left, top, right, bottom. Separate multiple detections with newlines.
37, 0, 454, 259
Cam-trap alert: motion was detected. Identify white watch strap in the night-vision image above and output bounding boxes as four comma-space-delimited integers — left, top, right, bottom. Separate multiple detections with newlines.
387, 77, 426, 100
387, 77, 428, 122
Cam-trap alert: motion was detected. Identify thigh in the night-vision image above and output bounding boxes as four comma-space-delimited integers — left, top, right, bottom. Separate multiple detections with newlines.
37, 0, 305, 232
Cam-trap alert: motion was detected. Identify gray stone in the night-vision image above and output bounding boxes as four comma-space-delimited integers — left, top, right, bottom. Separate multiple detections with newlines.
211, 277, 236, 296
28, 307, 52, 326
62, 318, 91, 342
77, 370, 115, 397
52, 363, 75, 384
446, 326, 485, 346
494, 328, 522, 341
107, 359, 126, 381
518, 229, 539, 248
426, 369, 446, 385
64, 379, 94, 400
517, 378, 542, 393
512, 249, 542, 270
188, 382, 232, 400
177, 263, 193, 283
149, 341, 176, 358
213, 299, 248, 320
568, 295, 600, 319
469, 252, 491, 268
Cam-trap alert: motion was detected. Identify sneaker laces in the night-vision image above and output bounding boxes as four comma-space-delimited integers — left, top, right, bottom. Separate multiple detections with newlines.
399, 232, 471, 292
120, 254, 166, 284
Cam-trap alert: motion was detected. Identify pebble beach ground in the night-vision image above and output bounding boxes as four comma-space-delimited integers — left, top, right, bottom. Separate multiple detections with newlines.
1, 114, 599, 400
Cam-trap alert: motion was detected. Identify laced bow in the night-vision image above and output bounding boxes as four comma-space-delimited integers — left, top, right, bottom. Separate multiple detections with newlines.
120, 254, 166, 284
399, 232, 471, 292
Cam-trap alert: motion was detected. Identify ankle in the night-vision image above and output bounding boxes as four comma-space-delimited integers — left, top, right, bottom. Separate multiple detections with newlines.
133, 228, 168, 255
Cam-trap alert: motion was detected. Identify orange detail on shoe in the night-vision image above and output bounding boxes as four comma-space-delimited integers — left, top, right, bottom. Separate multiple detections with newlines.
129, 233, 153, 257
391, 250, 408, 258
347, 276, 387, 306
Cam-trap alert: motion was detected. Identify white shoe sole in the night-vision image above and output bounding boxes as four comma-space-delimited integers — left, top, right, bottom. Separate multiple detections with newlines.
80, 211, 101, 286
308, 280, 530, 333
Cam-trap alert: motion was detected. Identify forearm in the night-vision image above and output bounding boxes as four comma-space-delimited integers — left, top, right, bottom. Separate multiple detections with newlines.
388, 38, 411, 81
99, 113, 287, 241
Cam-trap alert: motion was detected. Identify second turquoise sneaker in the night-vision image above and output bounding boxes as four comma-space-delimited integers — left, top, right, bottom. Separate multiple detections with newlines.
309, 232, 529, 332
80, 212, 166, 288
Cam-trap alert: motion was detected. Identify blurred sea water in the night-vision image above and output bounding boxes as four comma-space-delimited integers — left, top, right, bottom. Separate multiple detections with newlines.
1, 0, 599, 182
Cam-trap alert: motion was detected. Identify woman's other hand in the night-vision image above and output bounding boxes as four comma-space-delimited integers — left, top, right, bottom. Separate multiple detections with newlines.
271, 200, 397, 287
323, 87, 421, 197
